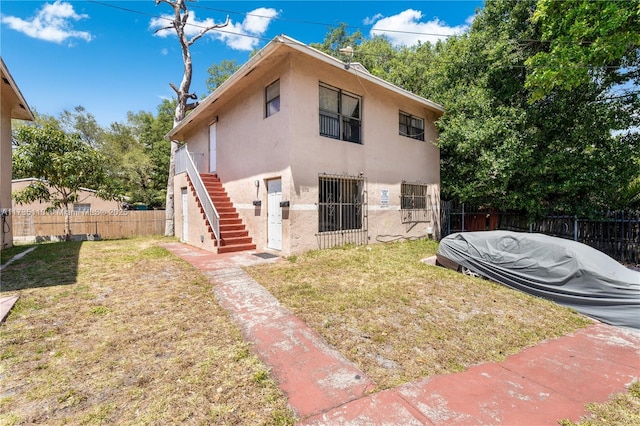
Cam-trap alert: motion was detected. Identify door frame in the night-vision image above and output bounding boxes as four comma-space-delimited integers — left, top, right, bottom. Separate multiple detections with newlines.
181, 187, 188, 242
267, 178, 283, 251
209, 122, 217, 173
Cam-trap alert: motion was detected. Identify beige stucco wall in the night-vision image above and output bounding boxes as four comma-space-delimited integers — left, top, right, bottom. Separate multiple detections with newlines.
0, 100, 13, 249
1, 58, 34, 249
174, 48, 441, 256
11, 179, 121, 212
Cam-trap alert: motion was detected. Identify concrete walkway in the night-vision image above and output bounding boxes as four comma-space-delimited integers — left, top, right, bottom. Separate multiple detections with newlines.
0, 247, 37, 323
162, 242, 640, 425
0, 295, 19, 323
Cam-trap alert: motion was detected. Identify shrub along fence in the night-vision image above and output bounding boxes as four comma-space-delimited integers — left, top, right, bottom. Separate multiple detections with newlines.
11, 210, 165, 241
441, 202, 640, 265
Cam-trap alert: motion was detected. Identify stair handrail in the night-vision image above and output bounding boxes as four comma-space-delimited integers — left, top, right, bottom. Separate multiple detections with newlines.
182, 147, 220, 242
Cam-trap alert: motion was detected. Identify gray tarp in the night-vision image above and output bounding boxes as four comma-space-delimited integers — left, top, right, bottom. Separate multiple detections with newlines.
437, 231, 640, 330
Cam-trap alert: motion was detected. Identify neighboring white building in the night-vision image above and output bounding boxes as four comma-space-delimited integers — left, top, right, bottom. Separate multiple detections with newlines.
169, 35, 443, 256
1, 57, 34, 249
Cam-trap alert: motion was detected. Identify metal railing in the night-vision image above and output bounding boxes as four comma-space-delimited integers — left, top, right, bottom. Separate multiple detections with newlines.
175, 145, 205, 174
176, 145, 220, 242
440, 202, 640, 265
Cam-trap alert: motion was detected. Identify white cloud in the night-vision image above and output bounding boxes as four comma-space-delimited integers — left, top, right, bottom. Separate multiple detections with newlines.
150, 8, 279, 52
363, 13, 383, 26
1, 0, 92, 44
369, 9, 471, 46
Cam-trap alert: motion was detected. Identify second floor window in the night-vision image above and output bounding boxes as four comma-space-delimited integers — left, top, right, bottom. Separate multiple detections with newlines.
319, 83, 362, 144
399, 111, 425, 141
266, 79, 280, 117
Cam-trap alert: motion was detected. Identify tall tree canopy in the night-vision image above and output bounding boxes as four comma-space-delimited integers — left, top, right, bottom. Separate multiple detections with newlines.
12, 103, 174, 210
315, 0, 639, 217
205, 59, 240, 94
525, 0, 640, 101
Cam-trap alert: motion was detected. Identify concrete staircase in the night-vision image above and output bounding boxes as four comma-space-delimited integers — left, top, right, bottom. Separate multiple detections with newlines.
187, 173, 256, 254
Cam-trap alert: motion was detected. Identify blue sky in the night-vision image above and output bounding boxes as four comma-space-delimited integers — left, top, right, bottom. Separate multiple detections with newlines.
1, 1, 483, 127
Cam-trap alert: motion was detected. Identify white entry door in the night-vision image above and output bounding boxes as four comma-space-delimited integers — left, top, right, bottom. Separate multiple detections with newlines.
181, 188, 188, 242
209, 122, 217, 173
267, 179, 282, 251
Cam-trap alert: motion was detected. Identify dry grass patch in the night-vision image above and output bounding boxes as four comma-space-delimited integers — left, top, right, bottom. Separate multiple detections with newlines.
246, 239, 592, 390
0, 237, 295, 425
559, 381, 640, 426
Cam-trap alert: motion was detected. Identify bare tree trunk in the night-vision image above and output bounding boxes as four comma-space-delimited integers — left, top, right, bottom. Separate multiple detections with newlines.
156, 0, 228, 237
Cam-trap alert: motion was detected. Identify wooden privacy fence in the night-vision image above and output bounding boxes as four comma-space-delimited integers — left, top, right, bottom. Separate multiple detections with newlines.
11, 210, 165, 240
441, 202, 640, 265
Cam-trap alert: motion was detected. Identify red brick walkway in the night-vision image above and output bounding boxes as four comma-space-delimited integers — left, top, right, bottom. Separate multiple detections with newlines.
163, 242, 640, 425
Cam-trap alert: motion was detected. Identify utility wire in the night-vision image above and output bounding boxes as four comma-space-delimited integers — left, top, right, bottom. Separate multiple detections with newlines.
191, 3, 638, 46
87, 0, 637, 73
87, 0, 638, 48
86, 0, 271, 42
190, 2, 462, 39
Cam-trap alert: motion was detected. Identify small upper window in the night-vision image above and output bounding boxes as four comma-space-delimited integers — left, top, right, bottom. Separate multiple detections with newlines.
73, 203, 91, 212
399, 111, 424, 141
265, 79, 280, 117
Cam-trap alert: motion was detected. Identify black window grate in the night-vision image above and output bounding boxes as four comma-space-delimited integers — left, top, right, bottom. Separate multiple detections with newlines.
317, 173, 368, 249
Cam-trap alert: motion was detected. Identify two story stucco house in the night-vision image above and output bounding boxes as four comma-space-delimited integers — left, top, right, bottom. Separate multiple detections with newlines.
1, 57, 34, 249
169, 35, 443, 256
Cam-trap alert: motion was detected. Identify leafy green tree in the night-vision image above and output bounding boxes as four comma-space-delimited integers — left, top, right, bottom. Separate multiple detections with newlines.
12, 124, 111, 237
121, 100, 175, 207
58, 106, 105, 148
310, 23, 363, 57
96, 99, 174, 209
525, 0, 640, 101
100, 121, 154, 207
524, 0, 640, 211
205, 59, 239, 94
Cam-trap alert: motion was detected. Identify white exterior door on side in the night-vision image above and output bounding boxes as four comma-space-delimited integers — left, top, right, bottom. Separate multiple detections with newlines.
209, 122, 217, 173
181, 188, 188, 242
267, 179, 283, 251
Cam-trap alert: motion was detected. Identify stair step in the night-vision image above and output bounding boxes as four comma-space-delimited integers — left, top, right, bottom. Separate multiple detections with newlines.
221, 236, 253, 245
188, 173, 255, 254
217, 243, 257, 254
211, 196, 231, 203
219, 213, 239, 220
220, 224, 246, 232
221, 233, 251, 243
221, 229, 249, 238
217, 208, 236, 215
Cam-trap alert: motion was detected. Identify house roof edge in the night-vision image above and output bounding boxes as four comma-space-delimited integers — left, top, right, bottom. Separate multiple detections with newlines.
167, 34, 444, 140
1, 56, 35, 122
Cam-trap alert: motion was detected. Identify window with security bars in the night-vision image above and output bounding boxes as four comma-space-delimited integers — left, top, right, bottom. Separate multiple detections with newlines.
318, 175, 364, 232
401, 182, 431, 209
401, 182, 431, 223
399, 111, 425, 141
319, 83, 362, 144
